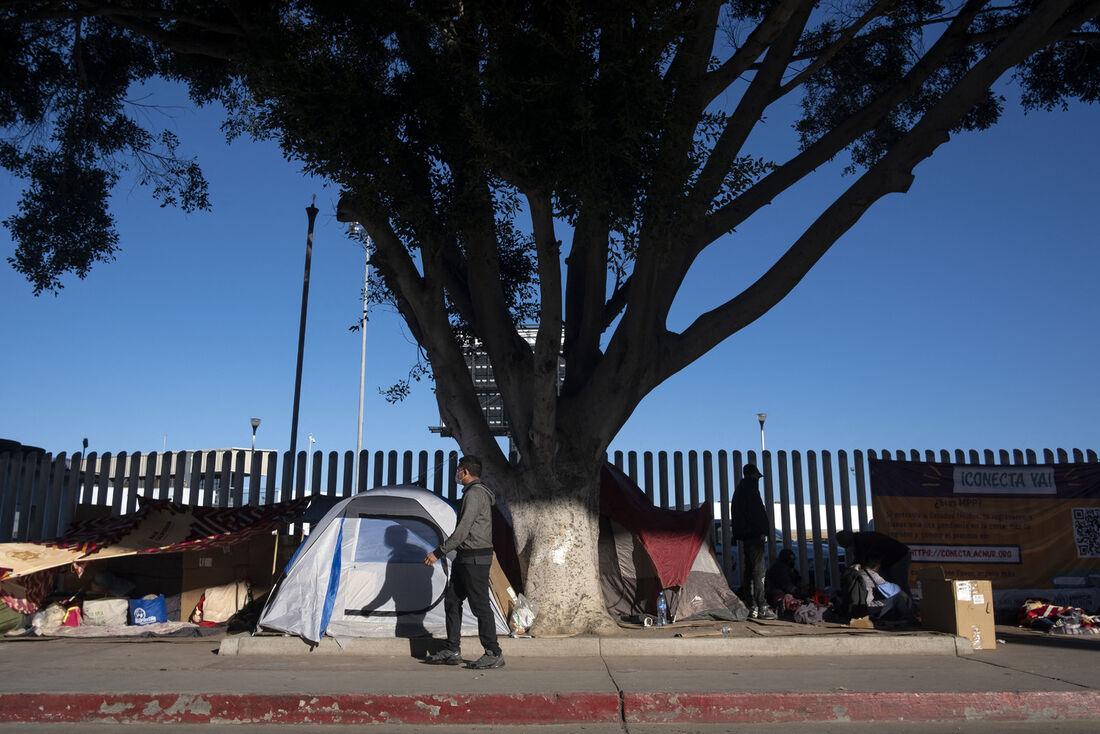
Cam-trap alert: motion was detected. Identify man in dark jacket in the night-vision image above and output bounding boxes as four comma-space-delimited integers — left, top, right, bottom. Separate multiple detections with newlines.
423, 455, 504, 669
731, 464, 776, 619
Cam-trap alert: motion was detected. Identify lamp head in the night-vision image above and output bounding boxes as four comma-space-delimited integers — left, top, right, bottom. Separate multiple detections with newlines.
757, 413, 767, 426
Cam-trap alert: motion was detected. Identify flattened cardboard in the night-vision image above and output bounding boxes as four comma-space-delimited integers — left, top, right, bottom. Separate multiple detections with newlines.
488, 553, 517, 625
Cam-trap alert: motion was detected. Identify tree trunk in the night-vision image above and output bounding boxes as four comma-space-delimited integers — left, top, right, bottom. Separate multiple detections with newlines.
506, 451, 619, 636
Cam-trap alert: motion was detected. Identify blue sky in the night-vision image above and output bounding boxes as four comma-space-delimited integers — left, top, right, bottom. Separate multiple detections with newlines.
1, 81, 1097, 460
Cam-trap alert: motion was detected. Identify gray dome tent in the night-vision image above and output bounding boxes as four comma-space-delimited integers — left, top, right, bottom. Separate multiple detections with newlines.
258, 485, 508, 643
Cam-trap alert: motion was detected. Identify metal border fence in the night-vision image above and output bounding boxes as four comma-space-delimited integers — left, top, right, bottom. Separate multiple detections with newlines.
2, 446, 1095, 592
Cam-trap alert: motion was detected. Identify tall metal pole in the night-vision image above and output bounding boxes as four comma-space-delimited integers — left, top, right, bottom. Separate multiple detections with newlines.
757, 413, 767, 456
354, 241, 370, 488
290, 200, 319, 474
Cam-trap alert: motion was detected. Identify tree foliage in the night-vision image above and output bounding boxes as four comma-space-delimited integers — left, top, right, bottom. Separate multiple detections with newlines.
3, 0, 1098, 629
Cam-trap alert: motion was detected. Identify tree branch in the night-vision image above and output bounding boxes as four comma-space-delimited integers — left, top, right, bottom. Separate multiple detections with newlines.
699, 0, 805, 106
666, 0, 1095, 379
690, 0, 814, 209
699, 0, 991, 246
602, 274, 631, 332
336, 193, 504, 466
524, 187, 564, 466
459, 183, 537, 437
774, 0, 898, 99
562, 207, 611, 396
98, 14, 239, 60
662, 0, 723, 92
649, 0, 724, 180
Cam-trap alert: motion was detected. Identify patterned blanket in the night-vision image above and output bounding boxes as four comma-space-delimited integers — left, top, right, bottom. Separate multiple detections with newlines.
1019, 598, 1100, 634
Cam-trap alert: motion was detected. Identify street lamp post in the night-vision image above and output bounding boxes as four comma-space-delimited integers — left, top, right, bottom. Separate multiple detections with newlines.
347, 223, 371, 488
307, 433, 316, 493
757, 413, 767, 455
249, 417, 261, 503
289, 199, 320, 476
250, 417, 261, 465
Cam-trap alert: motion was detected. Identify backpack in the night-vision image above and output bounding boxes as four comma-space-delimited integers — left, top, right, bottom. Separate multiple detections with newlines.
836, 566, 870, 619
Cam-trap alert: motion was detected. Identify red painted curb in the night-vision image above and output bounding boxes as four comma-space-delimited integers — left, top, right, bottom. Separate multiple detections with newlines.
625, 691, 1100, 723
4, 690, 1099, 725
0, 692, 622, 725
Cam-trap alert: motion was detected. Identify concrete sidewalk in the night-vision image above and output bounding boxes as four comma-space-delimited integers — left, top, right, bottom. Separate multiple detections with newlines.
1, 622, 1098, 726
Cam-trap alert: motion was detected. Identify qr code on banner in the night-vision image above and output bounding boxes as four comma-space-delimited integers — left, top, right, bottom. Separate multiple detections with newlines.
1072, 507, 1100, 558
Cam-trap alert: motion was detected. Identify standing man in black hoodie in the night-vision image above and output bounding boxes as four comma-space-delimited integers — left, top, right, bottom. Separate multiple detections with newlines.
423, 455, 504, 669
731, 464, 776, 619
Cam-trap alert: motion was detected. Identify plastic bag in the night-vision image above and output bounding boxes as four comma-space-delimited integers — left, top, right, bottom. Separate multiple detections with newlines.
31, 603, 64, 634
509, 593, 537, 634
83, 598, 129, 627
129, 594, 168, 626
62, 606, 82, 627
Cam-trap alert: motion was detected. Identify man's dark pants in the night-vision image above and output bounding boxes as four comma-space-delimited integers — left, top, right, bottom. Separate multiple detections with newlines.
444, 553, 500, 656
741, 537, 767, 610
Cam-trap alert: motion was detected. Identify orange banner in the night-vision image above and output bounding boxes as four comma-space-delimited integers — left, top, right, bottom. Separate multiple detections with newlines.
870, 460, 1100, 595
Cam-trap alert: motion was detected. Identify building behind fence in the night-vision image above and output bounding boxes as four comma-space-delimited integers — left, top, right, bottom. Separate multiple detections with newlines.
1, 446, 1096, 593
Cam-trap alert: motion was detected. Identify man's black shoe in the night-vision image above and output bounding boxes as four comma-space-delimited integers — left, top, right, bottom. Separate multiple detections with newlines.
465, 651, 505, 669
423, 649, 462, 666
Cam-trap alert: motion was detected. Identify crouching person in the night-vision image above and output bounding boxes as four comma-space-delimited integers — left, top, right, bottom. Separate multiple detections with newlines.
838, 555, 918, 625
423, 455, 505, 669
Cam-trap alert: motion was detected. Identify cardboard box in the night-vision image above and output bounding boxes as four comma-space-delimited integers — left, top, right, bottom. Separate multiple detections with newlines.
488, 553, 517, 624
180, 534, 278, 623
918, 568, 995, 650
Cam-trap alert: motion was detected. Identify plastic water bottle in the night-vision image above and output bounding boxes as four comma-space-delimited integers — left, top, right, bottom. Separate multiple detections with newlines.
656, 591, 668, 626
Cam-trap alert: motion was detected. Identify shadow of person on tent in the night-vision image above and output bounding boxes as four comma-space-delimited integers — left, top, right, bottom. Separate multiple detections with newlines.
360, 523, 436, 637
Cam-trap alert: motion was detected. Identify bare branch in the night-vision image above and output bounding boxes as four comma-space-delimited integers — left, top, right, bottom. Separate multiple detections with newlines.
699, 0, 991, 247
699, 0, 805, 106
690, 0, 814, 210
602, 275, 631, 332
666, 0, 1095, 379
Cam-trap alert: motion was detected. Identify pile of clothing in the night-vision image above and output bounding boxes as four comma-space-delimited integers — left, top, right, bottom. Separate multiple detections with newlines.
771, 590, 832, 624
1019, 599, 1100, 635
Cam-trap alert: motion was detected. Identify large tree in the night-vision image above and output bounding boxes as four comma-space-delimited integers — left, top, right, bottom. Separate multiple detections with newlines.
3, 1, 1097, 633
